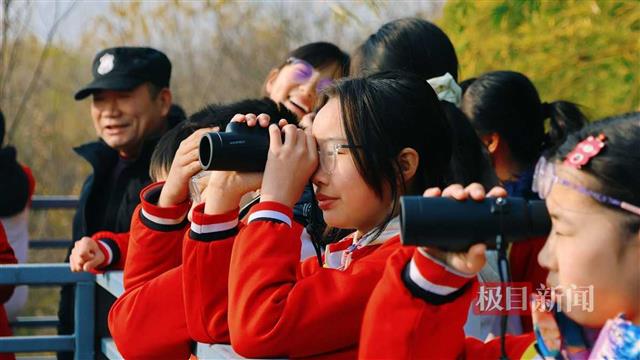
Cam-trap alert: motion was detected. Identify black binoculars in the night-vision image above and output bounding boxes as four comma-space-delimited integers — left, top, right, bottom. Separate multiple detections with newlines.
400, 196, 551, 252
199, 122, 272, 172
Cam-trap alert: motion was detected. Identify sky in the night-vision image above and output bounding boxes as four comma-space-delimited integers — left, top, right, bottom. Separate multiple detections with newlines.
24, 1, 444, 46
28, 1, 109, 43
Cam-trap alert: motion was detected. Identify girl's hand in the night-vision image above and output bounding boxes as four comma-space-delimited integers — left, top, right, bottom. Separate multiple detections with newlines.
421, 183, 508, 275
70, 237, 105, 272
159, 127, 218, 207
260, 124, 318, 208
203, 170, 262, 214
230, 113, 289, 128
199, 113, 290, 214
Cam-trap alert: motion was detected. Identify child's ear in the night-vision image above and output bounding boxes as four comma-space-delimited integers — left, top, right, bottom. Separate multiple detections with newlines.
264, 68, 280, 95
397, 148, 419, 183
481, 132, 500, 155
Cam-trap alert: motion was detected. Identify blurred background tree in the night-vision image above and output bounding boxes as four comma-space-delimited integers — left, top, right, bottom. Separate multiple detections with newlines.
439, 0, 639, 118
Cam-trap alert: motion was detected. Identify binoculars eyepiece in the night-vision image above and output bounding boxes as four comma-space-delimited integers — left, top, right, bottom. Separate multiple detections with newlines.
199, 122, 271, 172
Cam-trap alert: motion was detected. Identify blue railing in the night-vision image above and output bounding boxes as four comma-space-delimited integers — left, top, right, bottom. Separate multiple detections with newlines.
0, 196, 85, 357
30, 196, 79, 210
2, 195, 247, 359
29, 196, 80, 249
0, 264, 95, 358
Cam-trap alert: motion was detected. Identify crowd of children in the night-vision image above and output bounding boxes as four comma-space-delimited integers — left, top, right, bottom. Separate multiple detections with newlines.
1, 16, 638, 360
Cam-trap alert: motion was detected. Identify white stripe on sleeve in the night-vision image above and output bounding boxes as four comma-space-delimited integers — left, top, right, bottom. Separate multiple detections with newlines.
190, 218, 239, 234
141, 208, 187, 226
248, 210, 291, 227
408, 258, 460, 296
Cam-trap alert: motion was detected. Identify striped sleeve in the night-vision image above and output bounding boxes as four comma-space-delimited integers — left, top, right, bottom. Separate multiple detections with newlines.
95, 238, 115, 268
402, 247, 476, 304
138, 182, 190, 232
189, 203, 239, 242
247, 201, 293, 227
90, 231, 124, 272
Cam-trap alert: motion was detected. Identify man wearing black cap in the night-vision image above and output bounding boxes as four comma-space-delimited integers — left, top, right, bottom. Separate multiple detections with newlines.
58, 47, 184, 360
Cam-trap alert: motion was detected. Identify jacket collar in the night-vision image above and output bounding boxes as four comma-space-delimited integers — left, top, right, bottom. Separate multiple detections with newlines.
323, 217, 401, 270
73, 136, 159, 174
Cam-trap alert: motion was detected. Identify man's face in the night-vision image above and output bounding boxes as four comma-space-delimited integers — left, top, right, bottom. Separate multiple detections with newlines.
91, 84, 168, 157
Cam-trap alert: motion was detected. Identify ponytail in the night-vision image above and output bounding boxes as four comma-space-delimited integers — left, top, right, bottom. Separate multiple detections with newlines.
541, 100, 588, 154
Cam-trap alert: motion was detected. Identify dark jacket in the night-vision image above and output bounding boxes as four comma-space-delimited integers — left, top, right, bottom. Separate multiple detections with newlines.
59, 137, 160, 360
58, 106, 184, 360
71, 139, 156, 242
0, 146, 29, 217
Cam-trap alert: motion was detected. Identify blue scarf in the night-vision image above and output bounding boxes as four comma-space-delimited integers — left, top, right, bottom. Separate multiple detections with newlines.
502, 167, 538, 200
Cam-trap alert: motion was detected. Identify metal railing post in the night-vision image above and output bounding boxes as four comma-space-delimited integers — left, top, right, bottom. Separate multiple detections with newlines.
74, 280, 95, 360
0, 264, 95, 355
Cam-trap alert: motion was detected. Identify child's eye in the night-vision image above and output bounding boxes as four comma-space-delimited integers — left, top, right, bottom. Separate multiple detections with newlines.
293, 68, 312, 81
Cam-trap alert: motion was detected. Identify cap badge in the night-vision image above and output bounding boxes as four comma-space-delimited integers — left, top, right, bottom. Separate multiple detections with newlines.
97, 53, 115, 75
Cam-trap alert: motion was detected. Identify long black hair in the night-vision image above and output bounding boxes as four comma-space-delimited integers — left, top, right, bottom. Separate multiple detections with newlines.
462, 71, 588, 167
351, 18, 458, 80
350, 17, 496, 188
441, 101, 499, 187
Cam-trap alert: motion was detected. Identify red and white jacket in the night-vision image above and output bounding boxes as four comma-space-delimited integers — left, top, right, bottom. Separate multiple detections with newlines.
109, 183, 289, 359
109, 182, 234, 359
360, 247, 538, 359
227, 201, 402, 359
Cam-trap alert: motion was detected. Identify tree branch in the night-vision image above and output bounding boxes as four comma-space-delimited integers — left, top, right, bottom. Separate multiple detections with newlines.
0, 0, 13, 102
7, 0, 77, 143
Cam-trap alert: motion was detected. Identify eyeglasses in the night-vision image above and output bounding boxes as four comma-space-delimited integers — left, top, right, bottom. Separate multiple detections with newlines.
286, 57, 334, 93
532, 156, 640, 216
189, 171, 212, 204
318, 143, 361, 175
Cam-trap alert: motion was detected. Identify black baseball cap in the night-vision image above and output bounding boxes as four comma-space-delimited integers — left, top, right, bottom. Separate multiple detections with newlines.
74, 46, 171, 100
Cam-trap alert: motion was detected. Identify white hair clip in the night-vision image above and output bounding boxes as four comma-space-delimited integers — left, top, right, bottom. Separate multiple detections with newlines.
426, 72, 462, 106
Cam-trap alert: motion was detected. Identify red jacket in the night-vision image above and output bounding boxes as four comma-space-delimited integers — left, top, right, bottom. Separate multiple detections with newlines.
108, 183, 237, 359
180, 202, 240, 346
0, 222, 17, 360
360, 247, 538, 359
227, 201, 402, 359
109, 183, 190, 359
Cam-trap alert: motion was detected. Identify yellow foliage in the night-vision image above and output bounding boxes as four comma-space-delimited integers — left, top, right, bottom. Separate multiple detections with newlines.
439, 0, 640, 119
